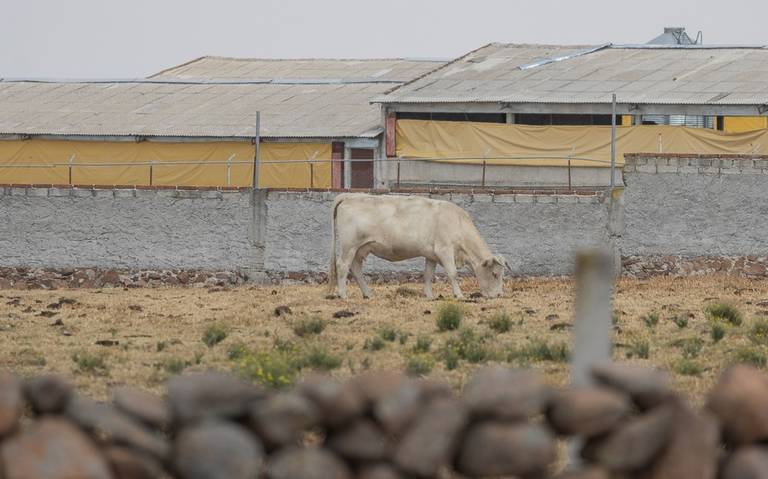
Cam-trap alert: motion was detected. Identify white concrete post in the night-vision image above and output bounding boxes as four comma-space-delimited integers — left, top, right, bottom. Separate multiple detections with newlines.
343, 146, 352, 189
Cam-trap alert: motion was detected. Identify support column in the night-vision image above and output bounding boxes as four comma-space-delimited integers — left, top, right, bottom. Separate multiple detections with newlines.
505, 112, 515, 124
331, 142, 344, 189
343, 146, 352, 189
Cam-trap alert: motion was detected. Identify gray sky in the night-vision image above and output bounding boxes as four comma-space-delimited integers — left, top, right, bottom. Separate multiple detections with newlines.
1, 0, 765, 78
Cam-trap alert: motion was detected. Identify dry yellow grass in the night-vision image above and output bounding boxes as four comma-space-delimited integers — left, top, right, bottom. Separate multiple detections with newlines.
1, 274, 768, 402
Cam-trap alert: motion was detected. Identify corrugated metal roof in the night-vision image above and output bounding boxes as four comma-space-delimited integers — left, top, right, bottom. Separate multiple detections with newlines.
152, 56, 447, 82
0, 58, 447, 139
375, 43, 768, 106
0, 80, 393, 138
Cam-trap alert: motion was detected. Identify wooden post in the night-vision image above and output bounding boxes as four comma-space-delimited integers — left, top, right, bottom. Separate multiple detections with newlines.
396, 157, 401, 190
482, 160, 487, 188
149, 161, 154, 186
68, 154, 74, 185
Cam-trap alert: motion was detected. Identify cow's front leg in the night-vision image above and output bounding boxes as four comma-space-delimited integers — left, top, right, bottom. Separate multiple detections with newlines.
424, 259, 436, 299
350, 253, 371, 299
436, 251, 464, 299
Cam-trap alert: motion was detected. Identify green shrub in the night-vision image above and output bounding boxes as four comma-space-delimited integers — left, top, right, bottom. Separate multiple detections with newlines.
749, 319, 768, 346
442, 348, 460, 370
488, 312, 512, 333
398, 332, 409, 345
642, 312, 660, 329
405, 353, 435, 376
706, 303, 743, 326
302, 345, 342, 371
711, 322, 727, 343
202, 324, 228, 347
508, 340, 569, 364
236, 350, 301, 388
72, 351, 108, 375
227, 342, 250, 360
626, 338, 650, 359
674, 358, 704, 376
436, 303, 463, 332
162, 357, 189, 375
292, 317, 326, 337
156, 341, 167, 352
672, 337, 704, 359
363, 337, 386, 351
412, 335, 433, 353
672, 315, 689, 329
445, 328, 490, 364
733, 346, 767, 368
379, 326, 398, 342
17, 348, 47, 367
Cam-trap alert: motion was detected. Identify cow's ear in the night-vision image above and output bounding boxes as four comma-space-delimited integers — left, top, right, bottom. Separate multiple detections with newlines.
482, 258, 493, 268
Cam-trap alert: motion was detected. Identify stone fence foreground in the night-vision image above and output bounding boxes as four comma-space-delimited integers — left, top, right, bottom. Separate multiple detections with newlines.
1, 363, 767, 478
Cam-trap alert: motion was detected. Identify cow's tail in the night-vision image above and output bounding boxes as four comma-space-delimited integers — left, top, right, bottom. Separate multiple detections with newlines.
327, 194, 348, 295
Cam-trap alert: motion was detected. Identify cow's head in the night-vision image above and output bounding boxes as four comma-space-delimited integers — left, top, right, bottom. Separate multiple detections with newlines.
476, 255, 509, 298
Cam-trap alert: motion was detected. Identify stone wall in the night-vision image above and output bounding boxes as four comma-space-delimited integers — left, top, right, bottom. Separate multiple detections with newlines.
621, 154, 768, 278
0, 187, 611, 279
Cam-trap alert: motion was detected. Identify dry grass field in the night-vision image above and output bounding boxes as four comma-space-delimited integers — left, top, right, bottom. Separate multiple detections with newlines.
2, 275, 768, 402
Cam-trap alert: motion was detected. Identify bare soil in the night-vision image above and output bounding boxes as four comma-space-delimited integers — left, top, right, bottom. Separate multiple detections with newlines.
2, 275, 768, 402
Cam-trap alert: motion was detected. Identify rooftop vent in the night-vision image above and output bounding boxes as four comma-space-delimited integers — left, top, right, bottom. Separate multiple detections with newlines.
647, 27, 702, 45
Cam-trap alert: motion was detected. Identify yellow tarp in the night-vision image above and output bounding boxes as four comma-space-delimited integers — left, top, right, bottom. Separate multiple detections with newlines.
0, 140, 332, 188
396, 120, 768, 168
724, 116, 768, 133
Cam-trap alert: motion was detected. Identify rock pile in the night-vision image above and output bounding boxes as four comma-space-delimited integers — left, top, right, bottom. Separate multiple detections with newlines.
0, 363, 764, 478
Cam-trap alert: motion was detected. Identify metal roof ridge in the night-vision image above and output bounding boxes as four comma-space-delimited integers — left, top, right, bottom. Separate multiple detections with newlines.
182, 55, 448, 63
611, 44, 768, 49
0, 77, 404, 86
517, 43, 612, 70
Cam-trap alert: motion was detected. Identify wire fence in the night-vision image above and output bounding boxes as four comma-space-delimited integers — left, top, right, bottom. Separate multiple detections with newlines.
0, 154, 615, 190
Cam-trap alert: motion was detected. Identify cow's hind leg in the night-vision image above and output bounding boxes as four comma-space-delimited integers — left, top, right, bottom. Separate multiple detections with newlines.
436, 250, 464, 299
351, 250, 371, 299
336, 247, 357, 299
424, 259, 436, 299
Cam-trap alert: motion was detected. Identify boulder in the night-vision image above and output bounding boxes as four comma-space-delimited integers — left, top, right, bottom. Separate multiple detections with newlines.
112, 386, 170, 430
592, 363, 672, 410
266, 447, 351, 479
462, 366, 549, 420
357, 463, 405, 479
174, 421, 264, 479
328, 418, 389, 462
0, 373, 23, 437
103, 446, 165, 479
707, 365, 768, 444
721, 446, 768, 479
249, 393, 319, 448
167, 372, 264, 426
23, 374, 73, 414
547, 386, 631, 437
297, 375, 364, 428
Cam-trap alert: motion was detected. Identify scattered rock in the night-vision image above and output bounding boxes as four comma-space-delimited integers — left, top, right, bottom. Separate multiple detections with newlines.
51, 318, 64, 326
267, 447, 352, 479
95, 339, 119, 347
592, 362, 672, 409
457, 422, 556, 478
423, 310, 431, 315
24, 374, 73, 414
0, 373, 23, 437
168, 372, 265, 426
128, 305, 143, 312
274, 305, 292, 317
329, 418, 389, 461
394, 398, 468, 477
469, 292, 483, 299
174, 421, 264, 479
37, 310, 57, 318
721, 446, 768, 479
463, 366, 550, 420
707, 364, 768, 444
588, 404, 674, 471
546, 313, 560, 321
547, 387, 631, 437
0, 418, 112, 479
65, 396, 170, 461
333, 310, 356, 318
113, 386, 170, 430
249, 393, 319, 448
550, 322, 573, 331
104, 446, 165, 479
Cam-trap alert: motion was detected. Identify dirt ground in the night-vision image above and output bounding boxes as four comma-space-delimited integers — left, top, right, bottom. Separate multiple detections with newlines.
2, 275, 768, 403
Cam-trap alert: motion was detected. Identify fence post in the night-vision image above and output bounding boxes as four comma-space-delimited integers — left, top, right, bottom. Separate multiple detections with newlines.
396, 156, 401, 190
67, 154, 75, 185
149, 161, 154, 186
248, 111, 268, 283
310, 163, 315, 189
226, 154, 234, 187
610, 93, 617, 188
482, 160, 487, 188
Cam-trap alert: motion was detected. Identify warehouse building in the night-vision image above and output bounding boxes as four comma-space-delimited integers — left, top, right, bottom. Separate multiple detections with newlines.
0, 57, 444, 189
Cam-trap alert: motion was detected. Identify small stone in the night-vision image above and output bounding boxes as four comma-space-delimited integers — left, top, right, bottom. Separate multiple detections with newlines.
333, 309, 356, 318
463, 366, 549, 420
546, 313, 560, 321
24, 374, 73, 414
174, 421, 264, 479
168, 372, 265, 426
707, 364, 768, 444
95, 339, 119, 346
645, 399, 719, 479
328, 418, 389, 461
66, 396, 170, 461
298, 375, 364, 428
104, 446, 165, 479
547, 387, 631, 437
113, 386, 170, 430
128, 305, 143, 312
357, 463, 405, 479
721, 446, 768, 479
268, 448, 351, 479
394, 397, 468, 477
457, 421, 556, 478
1, 418, 112, 479
592, 363, 672, 409
249, 393, 319, 448
0, 373, 23, 437
589, 404, 674, 471
274, 305, 292, 316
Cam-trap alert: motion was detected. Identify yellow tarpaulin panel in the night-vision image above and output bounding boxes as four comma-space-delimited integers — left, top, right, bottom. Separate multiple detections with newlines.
396, 120, 768, 168
0, 140, 332, 188
723, 117, 768, 133
259, 143, 332, 188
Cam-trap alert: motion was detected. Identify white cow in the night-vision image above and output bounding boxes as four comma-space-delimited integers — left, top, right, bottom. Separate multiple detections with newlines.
328, 193, 510, 299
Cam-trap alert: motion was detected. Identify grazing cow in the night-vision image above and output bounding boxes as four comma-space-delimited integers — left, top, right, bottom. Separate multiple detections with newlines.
328, 193, 510, 299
